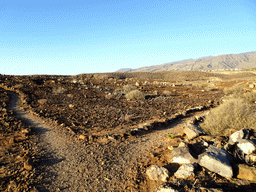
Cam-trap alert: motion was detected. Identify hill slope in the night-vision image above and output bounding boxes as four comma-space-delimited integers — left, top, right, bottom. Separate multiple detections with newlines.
118, 51, 256, 72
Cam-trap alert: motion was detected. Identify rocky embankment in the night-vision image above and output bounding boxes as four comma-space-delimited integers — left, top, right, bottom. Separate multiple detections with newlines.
145, 120, 256, 192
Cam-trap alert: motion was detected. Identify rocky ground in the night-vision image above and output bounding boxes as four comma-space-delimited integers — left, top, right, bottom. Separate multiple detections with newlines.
0, 89, 41, 191
0, 71, 256, 191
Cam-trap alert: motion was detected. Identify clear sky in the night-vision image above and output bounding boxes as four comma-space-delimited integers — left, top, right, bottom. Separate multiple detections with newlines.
1, 0, 256, 75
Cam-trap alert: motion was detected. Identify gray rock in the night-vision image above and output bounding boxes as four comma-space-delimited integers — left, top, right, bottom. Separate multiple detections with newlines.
174, 163, 195, 178
184, 123, 205, 140
146, 165, 170, 182
237, 139, 256, 155
170, 146, 198, 164
229, 129, 250, 144
198, 145, 233, 179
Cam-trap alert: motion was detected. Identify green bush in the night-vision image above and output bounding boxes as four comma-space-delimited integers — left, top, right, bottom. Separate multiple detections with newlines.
167, 134, 175, 139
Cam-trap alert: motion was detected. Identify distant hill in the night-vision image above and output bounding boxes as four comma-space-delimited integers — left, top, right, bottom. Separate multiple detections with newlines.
116, 51, 256, 72
115, 68, 134, 72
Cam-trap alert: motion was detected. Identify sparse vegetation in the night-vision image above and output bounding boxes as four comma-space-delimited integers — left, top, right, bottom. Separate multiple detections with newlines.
122, 84, 138, 94
201, 85, 256, 135
163, 90, 172, 96
52, 86, 67, 95
125, 90, 144, 100
167, 134, 175, 139
223, 84, 245, 95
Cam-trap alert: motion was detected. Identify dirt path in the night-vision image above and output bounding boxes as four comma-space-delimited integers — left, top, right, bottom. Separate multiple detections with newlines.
7, 90, 200, 191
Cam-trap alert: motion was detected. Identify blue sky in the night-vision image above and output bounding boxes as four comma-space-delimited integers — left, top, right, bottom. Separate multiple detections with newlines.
1, 0, 256, 75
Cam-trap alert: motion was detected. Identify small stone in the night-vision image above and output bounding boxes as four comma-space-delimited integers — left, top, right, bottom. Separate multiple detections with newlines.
157, 186, 179, 192
178, 141, 187, 148
146, 165, 170, 182
229, 129, 250, 143
237, 139, 256, 155
236, 164, 256, 182
88, 135, 94, 141
199, 187, 224, 192
245, 153, 256, 164
108, 134, 116, 140
184, 123, 205, 140
30, 187, 39, 192
21, 128, 30, 135
69, 104, 74, 108
9, 137, 15, 144
143, 122, 152, 129
135, 82, 140, 86
78, 135, 87, 141
168, 146, 174, 150
38, 99, 47, 105
249, 84, 255, 89
24, 160, 33, 171
174, 163, 195, 178
170, 146, 197, 164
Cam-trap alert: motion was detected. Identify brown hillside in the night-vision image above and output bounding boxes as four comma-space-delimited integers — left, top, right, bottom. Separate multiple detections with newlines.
122, 51, 256, 72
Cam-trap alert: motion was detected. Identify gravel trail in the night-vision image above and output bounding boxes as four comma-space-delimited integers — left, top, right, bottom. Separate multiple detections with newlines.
7, 90, 195, 191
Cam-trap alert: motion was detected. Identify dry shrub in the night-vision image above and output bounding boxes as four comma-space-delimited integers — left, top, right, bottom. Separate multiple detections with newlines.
223, 84, 245, 95
122, 84, 138, 94
163, 90, 176, 96
125, 90, 144, 100
52, 87, 67, 95
223, 84, 256, 104
201, 98, 256, 136
163, 90, 172, 96
239, 92, 256, 105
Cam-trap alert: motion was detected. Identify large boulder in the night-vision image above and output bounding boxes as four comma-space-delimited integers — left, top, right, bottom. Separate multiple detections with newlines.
146, 165, 170, 182
198, 145, 233, 179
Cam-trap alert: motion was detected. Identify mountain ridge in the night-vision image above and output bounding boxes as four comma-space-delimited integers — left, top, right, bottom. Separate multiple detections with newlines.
116, 51, 256, 72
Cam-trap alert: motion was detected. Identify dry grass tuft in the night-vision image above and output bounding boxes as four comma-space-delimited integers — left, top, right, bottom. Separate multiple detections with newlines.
163, 90, 172, 96
224, 85, 256, 104
125, 90, 144, 100
201, 88, 256, 136
223, 84, 245, 95
122, 84, 138, 94
52, 87, 67, 95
